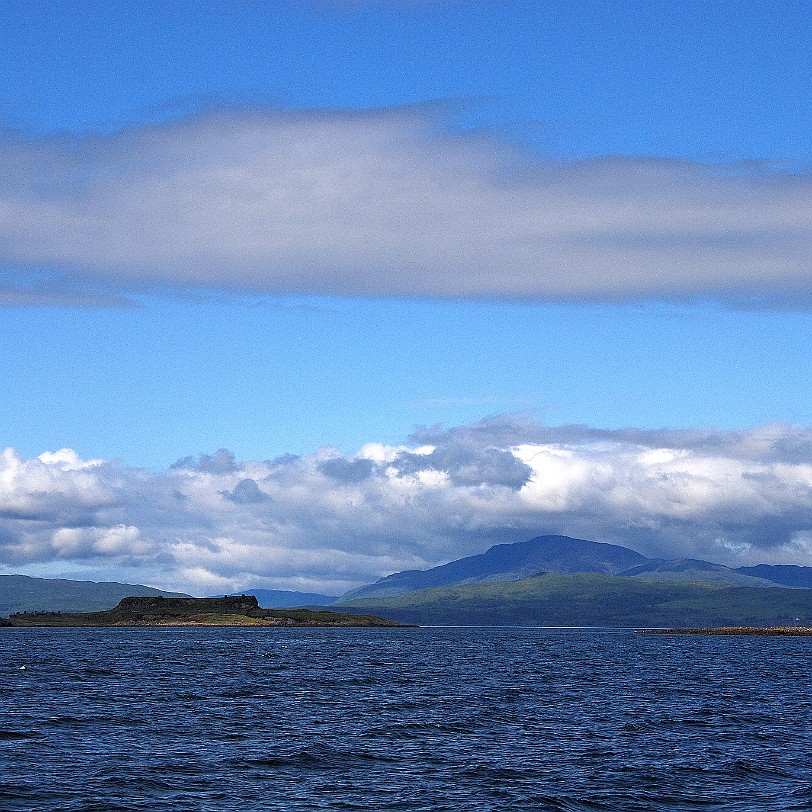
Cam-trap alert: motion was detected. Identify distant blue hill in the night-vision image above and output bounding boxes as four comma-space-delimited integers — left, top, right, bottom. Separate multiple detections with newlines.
617, 558, 779, 588
339, 535, 812, 603
735, 565, 812, 589
222, 589, 339, 608
339, 535, 648, 602
0, 574, 189, 615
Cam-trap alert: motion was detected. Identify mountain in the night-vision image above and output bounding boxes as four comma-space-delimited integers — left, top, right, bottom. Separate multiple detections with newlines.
735, 565, 812, 589
617, 558, 780, 588
223, 589, 338, 608
339, 534, 812, 603
339, 536, 648, 603
339, 535, 648, 602
0, 574, 189, 616
338, 572, 812, 628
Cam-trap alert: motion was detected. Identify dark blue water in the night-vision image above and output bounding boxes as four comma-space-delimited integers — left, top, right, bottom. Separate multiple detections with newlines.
1, 627, 810, 811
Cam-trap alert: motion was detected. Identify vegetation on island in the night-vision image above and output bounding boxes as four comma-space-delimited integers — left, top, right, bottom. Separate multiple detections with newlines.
0, 595, 409, 628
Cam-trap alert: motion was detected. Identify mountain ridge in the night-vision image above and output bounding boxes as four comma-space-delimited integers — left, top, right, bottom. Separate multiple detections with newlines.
617, 558, 781, 588
0, 574, 189, 615
734, 564, 812, 589
339, 535, 812, 602
340, 535, 649, 602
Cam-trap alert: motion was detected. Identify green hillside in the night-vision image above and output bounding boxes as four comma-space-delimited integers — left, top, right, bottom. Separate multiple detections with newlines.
0, 574, 189, 615
339, 572, 812, 627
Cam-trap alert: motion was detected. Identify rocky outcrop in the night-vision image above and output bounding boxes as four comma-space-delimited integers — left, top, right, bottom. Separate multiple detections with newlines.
117, 595, 260, 614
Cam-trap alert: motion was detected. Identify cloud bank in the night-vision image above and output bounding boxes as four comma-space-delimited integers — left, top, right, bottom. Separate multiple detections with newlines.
1, 107, 811, 306
3, 417, 812, 595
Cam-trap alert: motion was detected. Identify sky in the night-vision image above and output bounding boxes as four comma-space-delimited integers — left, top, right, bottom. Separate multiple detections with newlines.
2, 0, 812, 595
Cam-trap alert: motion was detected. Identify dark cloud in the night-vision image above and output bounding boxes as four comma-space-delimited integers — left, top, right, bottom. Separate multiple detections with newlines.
410, 414, 812, 466
318, 457, 376, 483
222, 478, 271, 504
269, 453, 300, 467
716, 512, 812, 550
394, 445, 532, 489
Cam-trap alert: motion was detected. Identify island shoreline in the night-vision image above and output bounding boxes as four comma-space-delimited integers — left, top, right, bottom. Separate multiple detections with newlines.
0, 595, 413, 628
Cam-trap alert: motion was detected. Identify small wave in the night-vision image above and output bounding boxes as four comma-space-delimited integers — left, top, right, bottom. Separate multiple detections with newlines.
215, 689, 258, 699
0, 730, 40, 741
81, 667, 116, 677
235, 747, 399, 771
177, 691, 207, 701
789, 784, 812, 804
729, 760, 793, 779
365, 720, 477, 737
497, 793, 613, 811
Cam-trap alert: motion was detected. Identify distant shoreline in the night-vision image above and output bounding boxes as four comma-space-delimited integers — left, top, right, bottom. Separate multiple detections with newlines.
643, 626, 812, 636
0, 619, 411, 628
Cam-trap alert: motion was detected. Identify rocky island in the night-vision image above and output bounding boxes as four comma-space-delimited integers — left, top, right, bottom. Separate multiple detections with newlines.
0, 595, 410, 628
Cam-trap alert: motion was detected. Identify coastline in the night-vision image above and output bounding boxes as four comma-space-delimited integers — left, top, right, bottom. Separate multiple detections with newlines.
643, 626, 812, 636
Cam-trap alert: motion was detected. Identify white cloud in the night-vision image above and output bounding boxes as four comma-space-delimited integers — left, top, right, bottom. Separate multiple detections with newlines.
1, 107, 811, 306
3, 419, 812, 595
37, 449, 104, 470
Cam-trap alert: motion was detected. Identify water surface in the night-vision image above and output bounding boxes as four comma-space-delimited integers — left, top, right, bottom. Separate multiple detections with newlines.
1, 626, 810, 811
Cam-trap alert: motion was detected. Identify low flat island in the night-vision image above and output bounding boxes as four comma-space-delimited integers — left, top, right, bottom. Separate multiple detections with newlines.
0, 595, 411, 628
644, 626, 812, 636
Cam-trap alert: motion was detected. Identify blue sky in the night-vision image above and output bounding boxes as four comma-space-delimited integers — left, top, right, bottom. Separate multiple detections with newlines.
3, 0, 810, 161
2, 1, 812, 592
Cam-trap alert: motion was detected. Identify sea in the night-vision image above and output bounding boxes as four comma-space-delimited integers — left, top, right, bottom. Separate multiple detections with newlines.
1, 626, 810, 812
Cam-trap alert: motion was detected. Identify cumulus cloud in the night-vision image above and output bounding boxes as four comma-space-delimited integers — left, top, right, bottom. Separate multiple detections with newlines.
1, 107, 811, 306
3, 417, 812, 594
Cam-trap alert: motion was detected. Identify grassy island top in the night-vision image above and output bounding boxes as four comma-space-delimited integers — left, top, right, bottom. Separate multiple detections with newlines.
0, 595, 411, 628
643, 626, 812, 636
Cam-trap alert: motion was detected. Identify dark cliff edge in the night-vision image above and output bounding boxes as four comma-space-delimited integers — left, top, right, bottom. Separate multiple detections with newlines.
0, 595, 411, 628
